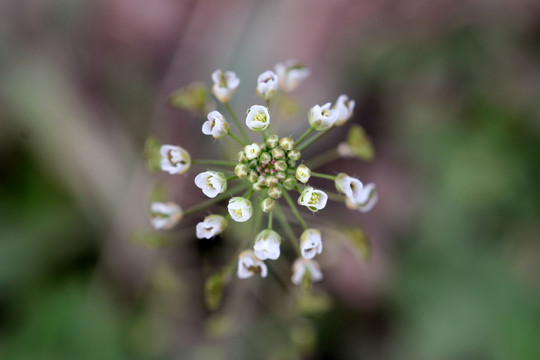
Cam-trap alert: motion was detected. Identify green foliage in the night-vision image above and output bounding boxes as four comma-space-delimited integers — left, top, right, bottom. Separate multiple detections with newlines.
346, 125, 375, 160
144, 136, 162, 173
169, 82, 211, 114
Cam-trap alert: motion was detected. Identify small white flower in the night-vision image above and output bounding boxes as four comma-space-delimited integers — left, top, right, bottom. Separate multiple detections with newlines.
228, 197, 253, 222
295, 164, 312, 184
256, 70, 279, 100
194, 171, 227, 198
196, 214, 227, 239
211, 69, 240, 103
245, 105, 270, 132
202, 111, 229, 139
334, 95, 355, 126
160, 145, 191, 174
308, 102, 339, 131
253, 229, 281, 260
237, 250, 268, 279
298, 186, 328, 212
244, 142, 262, 160
291, 258, 323, 286
274, 60, 310, 92
150, 202, 183, 230
335, 173, 363, 202
345, 183, 378, 213
300, 228, 323, 259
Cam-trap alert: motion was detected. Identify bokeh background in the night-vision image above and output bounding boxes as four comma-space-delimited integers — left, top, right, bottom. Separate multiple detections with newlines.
2, 0, 540, 359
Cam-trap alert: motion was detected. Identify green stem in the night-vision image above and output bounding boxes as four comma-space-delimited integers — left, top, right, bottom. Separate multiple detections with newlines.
261, 130, 267, 143
274, 204, 301, 256
225, 102, 250, 143
228, 132, 246, 146
297, 130, 329, 152
282, 190, 308, 230
183, 183, 250, 217
267, 211, 273, 229
311, 172, 337, 181
192, 159, 236, 167
295, 127, 314, 145
226, 175, 238, 181
327, 192, 345, 202
307, 148, 340, 169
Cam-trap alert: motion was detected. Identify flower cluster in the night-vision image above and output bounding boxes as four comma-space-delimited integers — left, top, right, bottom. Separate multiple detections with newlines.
148, 60, 377, 305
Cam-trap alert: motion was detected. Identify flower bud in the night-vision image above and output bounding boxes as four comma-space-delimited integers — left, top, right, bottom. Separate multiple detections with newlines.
283, 176, 297, 191
211, 69, 240, 103
202, 111, 229, 139
287, 149, 301, 161
237, 150, 247, 163
267, 186, 283, 199
295, 164, 311, 184
266, 134, 279, 149
234, 163, 248, 178
256, 71, 279, 100
272, 146, 285, 159
248, 170, 258, 183
287, 159, 297, 167
246, 105, 270, 132
274, 160, 287, 172
244, 143, 261, 160
261, 197, 276, 212
260, 152, 272, 164
279, 137, 294, 151
308, 102, 339, 131
275, 171, 286, 180
265, 176, 279, 188
253, 181, 265, 191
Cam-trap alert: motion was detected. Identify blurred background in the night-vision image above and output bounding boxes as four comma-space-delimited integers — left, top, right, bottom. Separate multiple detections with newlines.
2, 0, 540, 359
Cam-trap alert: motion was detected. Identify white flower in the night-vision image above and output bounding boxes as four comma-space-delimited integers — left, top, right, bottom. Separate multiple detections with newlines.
237, 250, 268, 279
298, 186, 328, 212
211, 69, 240, 103
335, 173, 363, 202
334, 95, 355, 126
274, 60, 310, 92
300, 228, 323, 259
228, 197, 253, 222
244, 142, 262, 160
345, 183, 378, 213
196, 214, 227, 239
194, 171, 227, 198
253, 229, 281, 260
295, 164, 311, 184
160, 145, 191, 174
308, 102, 339, 131
150, 202, 183, 230
256, 70, 279, 100
202, 111, 229, 139
291, 258, 323, 286
245, 105, 270, 132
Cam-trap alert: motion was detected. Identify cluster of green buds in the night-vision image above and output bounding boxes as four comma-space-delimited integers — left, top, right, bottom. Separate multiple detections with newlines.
146, 60, 377, 309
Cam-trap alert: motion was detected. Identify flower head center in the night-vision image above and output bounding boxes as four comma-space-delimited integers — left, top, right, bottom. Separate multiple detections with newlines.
254, 113, 267, 123
309, 193, 321, 204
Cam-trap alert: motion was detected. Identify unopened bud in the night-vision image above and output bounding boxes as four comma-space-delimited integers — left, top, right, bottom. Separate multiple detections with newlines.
266, 134, 279, 149
283, 176, 297, 190
274, 160, 287, 172
267, 186, 283, 199
235, 163, 248, 178
260, 152, 272, 164
237, 151, 247, 163
279, 137, 294, 151
261, 197, 276, 212
265, 176, 279, 188
248, 170, 258, 183
272, 146, 285, 159
253, 181, 265, 191
276, 171, 286, 180
287, 149, 301, 161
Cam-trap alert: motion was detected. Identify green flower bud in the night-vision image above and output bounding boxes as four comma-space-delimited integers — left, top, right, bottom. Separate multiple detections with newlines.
272, 146, 285, 159
287, 159, 297, 167
248, 170, 258, 183
279, 137, 295, 151
266, 134, 279, 149
265, 176, 279, 188
253, 181, 265, 191
267, 186, 283, 199
274, 160, 288, 172
237, 151, 247, 163
276, 171, 286, 180
261, 197, 276, 212
248, 159, 259, 169
287, 149, 301, 161
234, 163, 249, 178
260, 152, 272, 164
283, 176, 297, 190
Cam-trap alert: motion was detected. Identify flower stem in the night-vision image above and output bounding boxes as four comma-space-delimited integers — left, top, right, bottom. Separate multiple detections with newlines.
274, 204, 301, 256
295, 127, 314, 145
296, 129, 329, 152
261, 130, 267, 143
183, 183, 250, 217
306, 148, 340, 169
282, 190, 307, 230
327, 192, 345, 202
228, 132, 246, 146
225, 102, 250, 143
311, 172, 337, 181
193, 159, 236, 167
267, 211, 273, 229
226, 175, 238, 181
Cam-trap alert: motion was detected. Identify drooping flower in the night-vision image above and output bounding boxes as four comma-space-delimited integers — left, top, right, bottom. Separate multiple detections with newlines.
211, 69, 240, 103
228, 197, 253, 222
298, 186, 328, 212
333, 95, 355, 126
253, 229, 281, 260
335, 173, 363, 201
160, 145, 191, 174
202, 111, 229, 139
345, 183, 378, 213
274, 60, 310, 92
246, 105, 270, 132
194, 171, 227, 198
238, 250, 268, 279
300, 228, 323, 259
308, 102, 339, 131
150, 202, 183, 230
291, 258, 323, 285
196, 214, 228, 239
295, 164, 312, 184
256, 71, 279, 100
